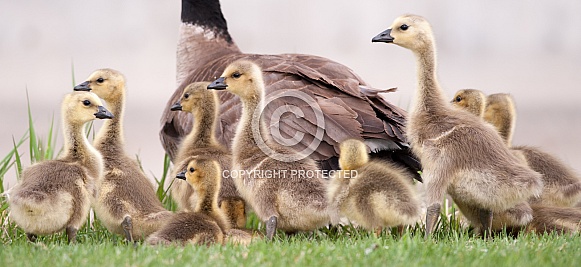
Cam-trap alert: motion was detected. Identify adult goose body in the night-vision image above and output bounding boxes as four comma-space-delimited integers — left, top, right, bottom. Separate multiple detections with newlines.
160, 0, 420, 176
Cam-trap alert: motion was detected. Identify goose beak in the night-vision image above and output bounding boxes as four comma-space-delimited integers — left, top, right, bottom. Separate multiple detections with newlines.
74, 81, 91, 91
176, 170, 187, 180
372, 29, 394, 43
94, 106, 114, 119
207, 77, 227, 90
170, 102, 182, 111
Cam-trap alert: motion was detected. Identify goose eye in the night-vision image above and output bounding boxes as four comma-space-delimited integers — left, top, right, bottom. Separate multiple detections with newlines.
232, 72, 241, 79
189, 167, 195, 173
455, 96, 462, 102
96, 78, 105, 83
184, 93, 190, 99
400, 24, 409, 31
83, 100, 91, 106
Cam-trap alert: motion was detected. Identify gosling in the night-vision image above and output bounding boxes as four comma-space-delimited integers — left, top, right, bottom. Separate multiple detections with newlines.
208, 60, 332, 239
146, 159, 229, 245
327, 139, 421, 233
74, 69, 173, 241
169, 82, 246, 228
452, 89, 581, 207
8, 91, 112, 243
373, 15, 543, 237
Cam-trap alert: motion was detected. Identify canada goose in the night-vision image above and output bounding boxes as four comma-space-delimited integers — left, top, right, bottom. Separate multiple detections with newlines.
8, 91, 112, 243
160, 0, 422, 180
146, 159, 228, 245
451, 90, 581, 207
169, 82, 245, 228
208, 60, 332, 239
74, 69, 173, 242
327, 139, 421, 232
372, 15, 544, 237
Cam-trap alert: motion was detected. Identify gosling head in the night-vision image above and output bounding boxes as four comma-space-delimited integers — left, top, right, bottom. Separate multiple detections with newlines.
207, 60, 264, 101
74, 69, 126, 102
175, 158, 222, 192
372, 14, 434, 51
338, 139, 369, 171
451, 89, 486, 117
62, 91, 114, 125
170, 82, 214, 112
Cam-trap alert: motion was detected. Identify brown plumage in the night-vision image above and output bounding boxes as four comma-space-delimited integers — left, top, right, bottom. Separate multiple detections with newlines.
7, 92, 113, 243
526, 205, 581, 234
207, 60, 333, 239
327, 139, 420, 231
160, 0, 420, 177
73, 69, 173, 242
373, 15, 543, 237
451, 90, 581, 207
146, 159, 228, 245
168, 82, 246, 228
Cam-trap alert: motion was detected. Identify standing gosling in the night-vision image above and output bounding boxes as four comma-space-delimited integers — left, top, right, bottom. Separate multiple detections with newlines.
169, 82, 246, 228
373, 15, 543, 237
74, 69, 173, 241
452, 90, 581, 207
146, 159, 229, 245
327, 139, 420, 232
8, 92, 112, 243
208, 60, 332, 239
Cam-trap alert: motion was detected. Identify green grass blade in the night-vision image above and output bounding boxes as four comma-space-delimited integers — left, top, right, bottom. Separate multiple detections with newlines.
25, 89, 40, 164
12, 137, 24, 180
44, 113, 56, 160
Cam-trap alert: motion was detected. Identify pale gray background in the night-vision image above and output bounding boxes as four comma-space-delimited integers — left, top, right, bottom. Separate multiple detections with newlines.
1, 0, 580, 189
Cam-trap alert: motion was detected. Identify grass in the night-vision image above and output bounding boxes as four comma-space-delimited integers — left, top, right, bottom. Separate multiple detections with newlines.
1, 95, 580, 267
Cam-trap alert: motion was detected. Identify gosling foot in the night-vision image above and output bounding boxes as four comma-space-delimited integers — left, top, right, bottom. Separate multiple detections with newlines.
66, 227, 78, 244
425, 203, 441, 239
265, 216, 278, 240
121, 215, 134, 243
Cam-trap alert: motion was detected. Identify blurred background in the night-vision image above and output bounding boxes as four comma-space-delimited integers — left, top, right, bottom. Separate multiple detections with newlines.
1, 0, 580, 189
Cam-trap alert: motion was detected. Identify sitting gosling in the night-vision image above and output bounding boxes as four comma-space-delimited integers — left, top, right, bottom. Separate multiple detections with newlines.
207, 60, 332, 239
8, 92, 112, 243
452, 90, 581, 207
74, 69, 173, 241
169, 82, 246, 228
327, 139, 420, 233
372, 15, 543, 237
146, 159, 229, 245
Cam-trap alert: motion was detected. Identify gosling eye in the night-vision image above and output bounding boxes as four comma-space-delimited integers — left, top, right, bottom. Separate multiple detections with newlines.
232, 72, 241, 79
189, 167, 195, 173
455, 96, 462, 102
83, 100, 91, 106
184, 93, 190, 99
400, 24, 409, 31
96, 78, 105, 83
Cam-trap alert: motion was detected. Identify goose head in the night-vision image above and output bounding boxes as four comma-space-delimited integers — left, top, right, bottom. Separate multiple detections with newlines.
63, 91, 114, 124
74, 69, 126, 102
338, 139, 369, 171
451, 89, 486, 117
171, 82, 213, 112
207, 60, 264, 101
372, 15, 434, 52
175, 158, 221, 191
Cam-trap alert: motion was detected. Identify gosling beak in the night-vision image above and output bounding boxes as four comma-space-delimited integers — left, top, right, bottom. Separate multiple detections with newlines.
207, 77, 227, 90
170, 102, 182, 111
372, 29, 394, 43
94, 106, 114, 119
74, 81, 91, 91
176, 170, 187, 180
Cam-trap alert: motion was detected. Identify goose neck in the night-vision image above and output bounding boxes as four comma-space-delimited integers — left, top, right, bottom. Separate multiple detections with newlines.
94, 96, 125, 154
412, 46, 448, 113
